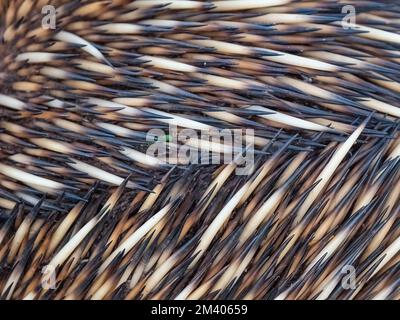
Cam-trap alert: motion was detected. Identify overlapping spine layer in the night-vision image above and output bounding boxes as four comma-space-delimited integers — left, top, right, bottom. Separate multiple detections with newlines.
0, 0, 399, 300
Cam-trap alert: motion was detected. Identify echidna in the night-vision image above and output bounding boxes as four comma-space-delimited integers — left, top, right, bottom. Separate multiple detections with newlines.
0, 0, 399, 301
